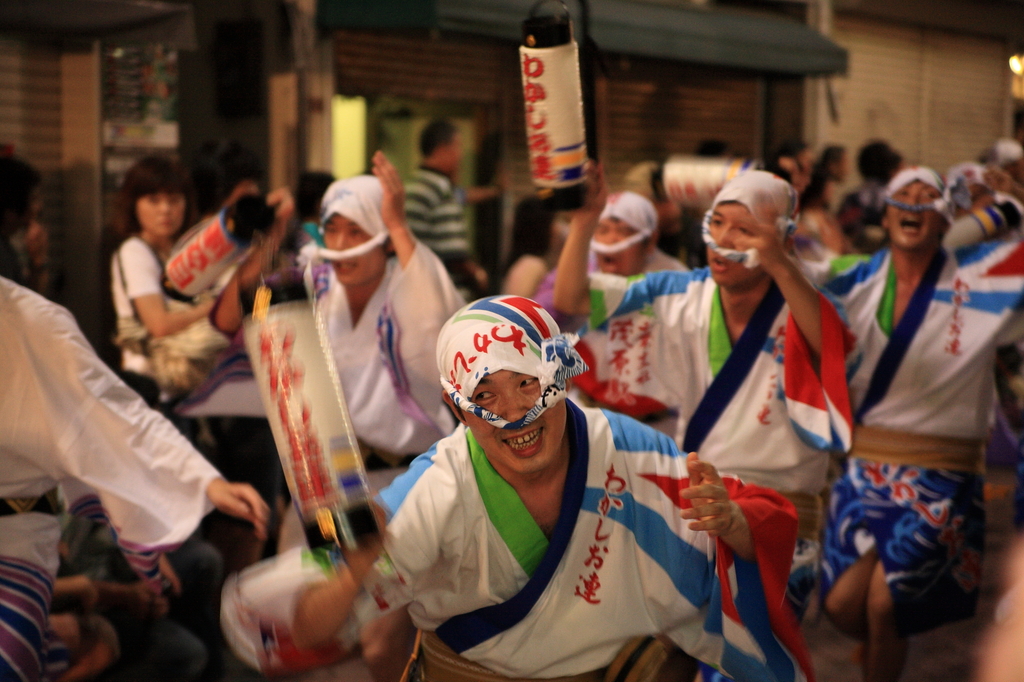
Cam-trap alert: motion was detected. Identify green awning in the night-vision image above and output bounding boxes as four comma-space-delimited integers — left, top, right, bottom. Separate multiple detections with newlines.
0, 0, 197, 49
318, 0, 847, 75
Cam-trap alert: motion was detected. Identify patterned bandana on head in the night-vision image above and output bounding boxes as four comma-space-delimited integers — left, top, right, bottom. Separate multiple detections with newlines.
701, 170, 798, 269
300, 175, 389, 263
436, 296, 589, 430
590, 191, 658, 255
885, 166, 970, 224
946, 162, 988, 190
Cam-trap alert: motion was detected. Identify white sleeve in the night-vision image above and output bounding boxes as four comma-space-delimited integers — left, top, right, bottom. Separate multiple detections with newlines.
117, 239, 164, 301
384, 242, 465, 432
36, 299, 218, 548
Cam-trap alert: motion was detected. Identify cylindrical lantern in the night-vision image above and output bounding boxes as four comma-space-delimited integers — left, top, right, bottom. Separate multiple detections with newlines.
243, 278, 378, 551
943, 199, 1023, 249
520, 5, 588, 210
165, 196, 275, 297
662, 156, 759, 209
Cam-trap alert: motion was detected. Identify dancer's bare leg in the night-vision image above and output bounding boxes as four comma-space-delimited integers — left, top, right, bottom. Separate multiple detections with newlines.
863, 559, 907, 682
823, 549, 879, 640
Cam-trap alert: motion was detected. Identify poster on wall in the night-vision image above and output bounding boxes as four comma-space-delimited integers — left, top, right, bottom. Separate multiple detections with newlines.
101, 44, 180, 190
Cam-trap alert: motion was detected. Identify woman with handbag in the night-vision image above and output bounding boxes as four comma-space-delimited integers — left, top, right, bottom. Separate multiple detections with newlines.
110, 156, 227, 424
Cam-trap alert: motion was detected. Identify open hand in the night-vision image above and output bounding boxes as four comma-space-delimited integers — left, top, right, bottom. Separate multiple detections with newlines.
372, 150, 407, 236
206, 479, 270, 540
572, 161, 609, 226
679, 452, 740, 537
679, 452, 754, 561
742, 209, 793, 275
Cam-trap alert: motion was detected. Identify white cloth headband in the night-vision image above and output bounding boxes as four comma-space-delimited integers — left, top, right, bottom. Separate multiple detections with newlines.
589, 231, 649, 255
885, 166, 970, 223
599, 191, 657, 236
701, 170, 798, 269
298, 174, 391, 264
299, 232, 389, 263
319, 175, 387, 238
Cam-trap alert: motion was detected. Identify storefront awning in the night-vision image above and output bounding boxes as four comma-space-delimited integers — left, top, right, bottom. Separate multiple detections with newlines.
318, 0, 847, 75
0, 0, 197, 49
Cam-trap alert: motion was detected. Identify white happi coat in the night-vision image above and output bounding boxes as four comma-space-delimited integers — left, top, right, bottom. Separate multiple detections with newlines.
586, 268, 852, 496
827, 241, 1024, 438
0, 277, 219, 681
319, 242, 463, 455
573, 251, 687, 420
224, 405, 811, 682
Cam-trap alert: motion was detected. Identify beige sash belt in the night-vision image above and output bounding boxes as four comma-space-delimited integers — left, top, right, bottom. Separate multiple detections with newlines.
851, 425, 985, 474
418, 631, 605, 682
778, 490, 823, 541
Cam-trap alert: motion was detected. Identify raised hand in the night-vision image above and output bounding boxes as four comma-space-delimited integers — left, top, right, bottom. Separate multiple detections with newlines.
371, 150, 415, 266
679, 452, 754, 560
372, 150, 407, 236
573, 161, 609, 227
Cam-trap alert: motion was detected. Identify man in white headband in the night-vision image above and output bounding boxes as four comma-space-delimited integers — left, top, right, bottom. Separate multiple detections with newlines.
568, 191, 686, 427
248, 294, 816, 682
555, 166, 855, 682
590, 191, 686, 276
210, 151, 463, 681
821, 165, 1024, 682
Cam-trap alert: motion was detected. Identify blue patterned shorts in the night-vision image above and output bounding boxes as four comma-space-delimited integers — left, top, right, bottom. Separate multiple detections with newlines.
820, 457, 984, 637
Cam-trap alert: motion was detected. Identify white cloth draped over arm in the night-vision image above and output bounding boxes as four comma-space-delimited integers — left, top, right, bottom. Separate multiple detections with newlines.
1, 280, 218, 566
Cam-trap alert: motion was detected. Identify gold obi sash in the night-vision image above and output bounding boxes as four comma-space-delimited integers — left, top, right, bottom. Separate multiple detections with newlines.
851, 425, 985, 474
0, 488, 60, 516
409, 631, 668, 682
778, 490, 823, 541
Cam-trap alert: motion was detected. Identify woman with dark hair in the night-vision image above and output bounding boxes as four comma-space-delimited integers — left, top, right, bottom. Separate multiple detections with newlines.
796, 167, 851, 261
501, 196, 558, 298
819, 145, 849, 184
109, 156, 212, 398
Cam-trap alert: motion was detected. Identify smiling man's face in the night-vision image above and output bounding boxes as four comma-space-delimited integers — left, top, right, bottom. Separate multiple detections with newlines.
454, 370, 569, 485
883, 181, 948, 254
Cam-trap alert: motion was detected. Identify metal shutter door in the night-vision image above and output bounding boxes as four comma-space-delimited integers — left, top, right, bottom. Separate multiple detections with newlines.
602, 56, 760, 188
923, 29, 1009, 173
0, 39, 63, 227
826, 16, 1009, 186
333, 29, 503, 104
826, 16, 925, 174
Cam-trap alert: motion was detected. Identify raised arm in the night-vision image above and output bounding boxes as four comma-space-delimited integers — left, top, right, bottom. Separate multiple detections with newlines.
553, 163, 608, 316
372, 150, 416, 269
748, 214, 823, 358
768, 262, 823, 358
211, 188, 294, 334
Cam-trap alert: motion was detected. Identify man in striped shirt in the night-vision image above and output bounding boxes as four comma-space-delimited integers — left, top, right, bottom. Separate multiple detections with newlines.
405, 119, 493, 298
